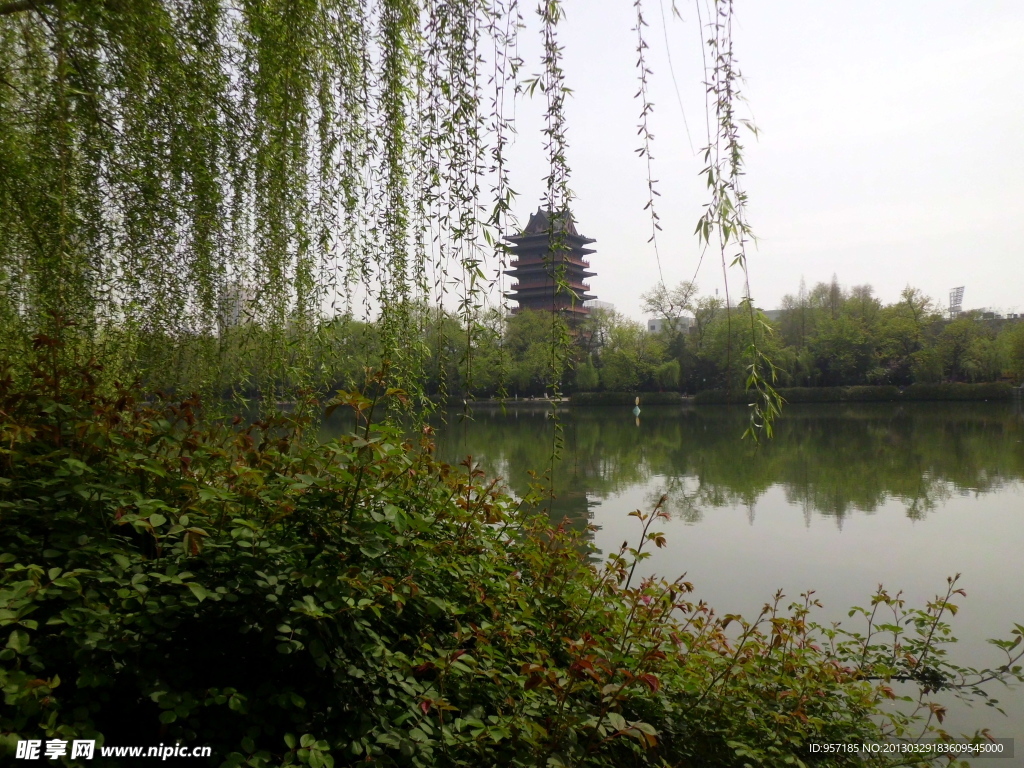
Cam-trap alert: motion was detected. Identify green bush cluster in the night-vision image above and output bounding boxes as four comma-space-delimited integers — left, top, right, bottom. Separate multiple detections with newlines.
902, 383, 1015, 401
3, 356, 1022, 767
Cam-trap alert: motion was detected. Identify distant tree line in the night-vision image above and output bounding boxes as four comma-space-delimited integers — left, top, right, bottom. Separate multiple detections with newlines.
150, 278, 1024, 400
576, 277, 1024, 395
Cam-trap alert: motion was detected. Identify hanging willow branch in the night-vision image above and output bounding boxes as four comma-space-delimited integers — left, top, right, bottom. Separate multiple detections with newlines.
535, 0, 573, 467
693, 0, 782, 441
0, 0, 521, 403
1, 0, 771, 431
633, 0, 664, 285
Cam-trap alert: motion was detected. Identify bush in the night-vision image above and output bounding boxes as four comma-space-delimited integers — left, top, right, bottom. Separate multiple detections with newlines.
843, 385, 902, 401
692, 389, 748, 404
777, 387, 844, 403
903, 382, 1014, 401
3, 356, 1022, 767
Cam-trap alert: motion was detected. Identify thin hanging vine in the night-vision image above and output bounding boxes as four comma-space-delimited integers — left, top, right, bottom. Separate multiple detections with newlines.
693, 0, 783, 441
0, 0, 775, 439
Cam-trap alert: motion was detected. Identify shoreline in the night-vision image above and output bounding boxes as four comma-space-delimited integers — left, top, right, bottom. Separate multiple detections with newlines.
462, 383, 1020, 407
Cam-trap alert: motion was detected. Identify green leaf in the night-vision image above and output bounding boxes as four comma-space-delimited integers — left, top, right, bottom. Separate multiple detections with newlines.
6, 629, 29, 653
631, 721, 658, 735
606, 712, 627, 731
186, 582, 208, 602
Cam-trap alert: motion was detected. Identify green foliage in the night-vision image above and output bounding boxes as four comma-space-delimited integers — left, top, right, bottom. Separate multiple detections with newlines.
902, 383, 1014, 401
574, 356, 600, 392
158, 298, 1019, 402
599, 319, 665, 393
911, 348, 944, 385
5, 360, 1022, 766
503, 310, 570, 397
672, 279, 1023, 393
694, 0, 781, 443
1002, 322, 1024, 384
937, 316, 999, 382
653, 359, 680, 390
699, 310, 783, 390
809, 316, 875, 386
0, 0, 541, 405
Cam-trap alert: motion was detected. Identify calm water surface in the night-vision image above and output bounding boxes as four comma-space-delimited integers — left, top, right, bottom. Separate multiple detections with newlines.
429, 402, 1024, 761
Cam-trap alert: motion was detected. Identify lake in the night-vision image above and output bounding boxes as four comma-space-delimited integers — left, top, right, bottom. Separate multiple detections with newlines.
428, 400, 1024, 761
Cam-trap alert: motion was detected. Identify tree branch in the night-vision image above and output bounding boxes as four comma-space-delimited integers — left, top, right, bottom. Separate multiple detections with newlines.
0, 0, 53, 17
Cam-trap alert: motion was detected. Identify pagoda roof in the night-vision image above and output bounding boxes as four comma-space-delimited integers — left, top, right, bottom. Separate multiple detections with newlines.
505, 207, 596, 244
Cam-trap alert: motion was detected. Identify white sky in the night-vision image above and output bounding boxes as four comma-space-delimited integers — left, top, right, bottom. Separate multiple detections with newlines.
501, 0, 1024, 319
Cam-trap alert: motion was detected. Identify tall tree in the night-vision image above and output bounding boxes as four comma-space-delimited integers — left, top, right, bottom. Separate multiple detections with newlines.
0, 0, 552, 400
640, 280, 698, 336
0, 0, 772, 419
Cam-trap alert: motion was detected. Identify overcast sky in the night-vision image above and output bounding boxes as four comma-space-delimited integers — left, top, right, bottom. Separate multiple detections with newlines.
501, 0, 1024, 320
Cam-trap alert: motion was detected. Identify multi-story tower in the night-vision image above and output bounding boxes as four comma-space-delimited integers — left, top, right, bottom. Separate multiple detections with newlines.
504, 208, 596, 320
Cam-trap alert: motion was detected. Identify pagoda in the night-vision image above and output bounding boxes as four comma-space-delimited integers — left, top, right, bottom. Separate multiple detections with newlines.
504, 208, 596, 320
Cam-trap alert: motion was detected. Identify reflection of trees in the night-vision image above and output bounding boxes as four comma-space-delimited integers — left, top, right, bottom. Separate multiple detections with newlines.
432, 408, 655, 539
424, 402, 1024, 529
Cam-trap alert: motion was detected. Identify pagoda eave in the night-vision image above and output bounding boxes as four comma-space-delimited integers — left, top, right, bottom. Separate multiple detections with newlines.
505, 234, 596, 247
507, 292, 596, 303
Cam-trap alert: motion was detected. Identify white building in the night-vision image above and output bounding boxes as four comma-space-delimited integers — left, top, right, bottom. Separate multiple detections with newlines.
646, 316, 693, 334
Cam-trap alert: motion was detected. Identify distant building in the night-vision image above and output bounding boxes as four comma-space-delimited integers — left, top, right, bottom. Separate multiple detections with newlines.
584, 299, 614, 312
647, 316, 693, 334
505, 208, 596, 321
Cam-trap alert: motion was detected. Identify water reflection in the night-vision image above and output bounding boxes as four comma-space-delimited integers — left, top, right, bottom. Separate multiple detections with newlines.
431, 402, 1024, 528
322, 401, 1024, 745
408, 401, 1024, 753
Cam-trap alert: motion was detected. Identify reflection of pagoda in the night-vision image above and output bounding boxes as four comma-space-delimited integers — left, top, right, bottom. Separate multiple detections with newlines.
505, 208, 596, 320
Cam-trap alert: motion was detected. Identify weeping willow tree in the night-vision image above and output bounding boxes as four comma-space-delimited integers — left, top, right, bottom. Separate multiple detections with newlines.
0, 0, 772, 421
0, 0, 522, 398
